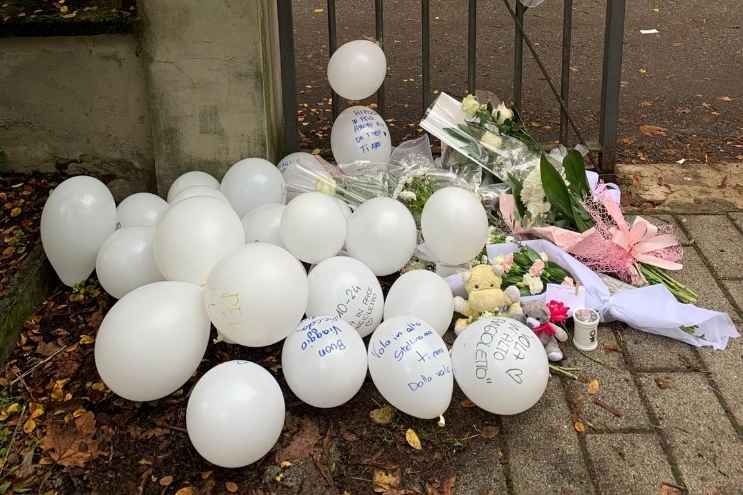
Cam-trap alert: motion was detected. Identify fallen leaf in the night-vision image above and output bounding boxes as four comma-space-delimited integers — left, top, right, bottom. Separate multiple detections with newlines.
480, 426, 498, 439
23, 418, 37, 434
657, 481, 684, 495
200, 471, 212, 480
91, 382, 107, 392
30, 403, 44, 419
639, 100, 654, 107
369, 404, 395, 425
10, 207, 21, 217
587, 379, 600, 395
373, 468, 401, 493
640, 125, 667, 137
276, 417, 320, 463
574, 421, 587, 433
51, 379, 70, 401
225, 481, 239, 493
460, 399, 476, 408
159, 476, 174, 487
718, 96, 733, 102
79, 334, 95, 345
405, 428, 422, 450
655, 376, 673, 389
40, 412, 99, 467
175, 488, 195, 495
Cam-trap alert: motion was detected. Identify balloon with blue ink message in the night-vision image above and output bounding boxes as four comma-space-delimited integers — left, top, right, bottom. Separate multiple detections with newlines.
282, 316, 368, 408
331, 106, 392, 165
368, 316, 453, 419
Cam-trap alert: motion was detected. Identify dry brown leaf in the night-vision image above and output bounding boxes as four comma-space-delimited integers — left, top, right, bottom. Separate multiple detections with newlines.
587, 379, 600, 395
655, 376, 673, 389
373, 468, 401, 493
225, 481, 239, 493
175, 488, 195, 495
657, 481, 684, 494
30, 402, 45, 419
718, 96, 733, 102
460, 399, 476, 408
369, 404, 395, 425
639, 100, 654, 107
79, 334, 95, 345
51, 379, 69, 401
40, 412, 99, 467
23, 418, 37, 434
639, 125, 667, 137
480, 426, 498, 439
10, 207, 22, 217
405, 429, 422, 450
200, 471, 212, 480
276, 417, 320, 463
574, 421, 586, 433
159, 476, 174, 487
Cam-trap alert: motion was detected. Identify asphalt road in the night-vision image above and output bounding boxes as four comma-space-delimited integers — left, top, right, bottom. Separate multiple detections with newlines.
292, 0, 743, 165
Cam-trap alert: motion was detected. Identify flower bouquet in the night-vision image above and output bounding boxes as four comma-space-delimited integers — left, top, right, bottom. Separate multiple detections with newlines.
491, 245, 573, 297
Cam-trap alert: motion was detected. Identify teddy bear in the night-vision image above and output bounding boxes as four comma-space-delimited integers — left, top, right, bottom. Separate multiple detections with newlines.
453, 264, 523, 334
522, 301, 569, 362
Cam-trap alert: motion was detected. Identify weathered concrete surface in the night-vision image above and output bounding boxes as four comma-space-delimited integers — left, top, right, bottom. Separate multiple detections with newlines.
679, 214, 743, 280
137, 0, 285, 194
699, 330, 743, 429
0, 35, 154, 194
617, 162, 743, 212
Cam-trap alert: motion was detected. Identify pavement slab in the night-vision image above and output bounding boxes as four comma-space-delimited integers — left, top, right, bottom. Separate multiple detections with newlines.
728, 212, 743, 232
502, 378, 595, 494
673, 248, 740, 320
678, 215, 743, 280
638, 373, 743, 494
721, 280, 743, 318
620, 326, 704, 371
698, 328, 743, 430
584, 433, 677, 495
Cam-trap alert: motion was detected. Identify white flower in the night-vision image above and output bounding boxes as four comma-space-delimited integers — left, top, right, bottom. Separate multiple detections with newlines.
521, 166, 551, 219
462, 94, 481, 117
494, 102, 514, 125
538, 251, 548, 262
523, 273, 544, 295
399, 190, 417, 202
480, 131, 503, 152
505, 235, 515, 243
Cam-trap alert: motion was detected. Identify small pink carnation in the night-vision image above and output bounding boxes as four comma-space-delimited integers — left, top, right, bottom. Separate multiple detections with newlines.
503, 253, 514, 272
528, 259, 545, 277
562, 276, 575, 288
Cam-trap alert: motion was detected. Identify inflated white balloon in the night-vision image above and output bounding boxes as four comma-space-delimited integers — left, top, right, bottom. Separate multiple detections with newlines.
280, 192, 347, 264
95, 227, 164, 299
220, 158, 286, 217
116, 192, 168, 227
421, 187, 488, 265
187, 360, 285, 468
204, 243, 308, 347
153, 196, 244, 285
368, 316, 453, 419
451, 317, 549, 415
335, 198, 352, 220
278, 152, 334, 200
331, 106, 391, 165
166, 171, 220, 202
241, 203, 285, 246
306, 256, 383, 337
94, 281, 211, 401
41, 176, 117, 286
327, 40, 387, 101
384, 270, 454, 336
282, 316, 367, 408
170, 186, 230, 205
345, 197, 417, 276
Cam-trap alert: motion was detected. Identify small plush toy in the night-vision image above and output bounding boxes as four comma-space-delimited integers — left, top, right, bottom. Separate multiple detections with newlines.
453, 264, 523, 334
523, 300, 569, 361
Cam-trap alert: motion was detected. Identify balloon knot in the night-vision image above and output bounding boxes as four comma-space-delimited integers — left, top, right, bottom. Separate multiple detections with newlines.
438, 415, 446, 428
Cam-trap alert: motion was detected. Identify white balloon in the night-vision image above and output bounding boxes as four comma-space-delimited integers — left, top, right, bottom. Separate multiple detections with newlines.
167, 171, 220, 202
187, 360, 285, 468
421, 187, 488, 265
282, 316, 367, 408
41, 176, 117, 286
368, 316, 453, 419
204, 243, 308, 347
278, 152, 334, 201
331, 106, 391, 165
451, 317, 549, 415
241, 203, 285, 246
170, 186, 230, 205
154, 196, 244, 285
95, 227, 164, 299
116, 192, 168, 227
384, 270, 454, 336
327, 40, 387, 101
220, 158, 286, 217
306, 256, 383, 337
280, 192, 347, 264
94, 281, 211, 401
335, 198, 352, 220
346, 197, 417, 276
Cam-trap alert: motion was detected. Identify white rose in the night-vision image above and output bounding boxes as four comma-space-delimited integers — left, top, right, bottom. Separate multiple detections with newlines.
494, 102, 514, 125
398, 190, 417, 202
462, 94, 481, 118
480, 131, 503, 152
523, 273, 544, 295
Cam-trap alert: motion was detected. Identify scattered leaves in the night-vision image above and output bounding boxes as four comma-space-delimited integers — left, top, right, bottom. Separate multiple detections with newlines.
175, 488, 195, 495
640, 125, 667, 137
373, 468, 401, 493
225, 481, 239, 493
405, 428, 422, 450
369, 404, 395, 425
587, 379, 600, 395
276, 417, 320, 463
40, 411, 99, 467
159, 476, 174, 487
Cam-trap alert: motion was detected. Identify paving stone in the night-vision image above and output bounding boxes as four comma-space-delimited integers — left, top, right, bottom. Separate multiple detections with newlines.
674, 248, 740, 320
678, 215, 743, 279
722, 280, 743, 320
584, 433, 677, 494
638, 373, 743, 494
562, 329, 650, 430
728, 212, 743, 232
453, 441, 509, 495
698, 328, 743, 428
621, 326, 704, 371
502, 378, 594, 494
628, 214, 690, 245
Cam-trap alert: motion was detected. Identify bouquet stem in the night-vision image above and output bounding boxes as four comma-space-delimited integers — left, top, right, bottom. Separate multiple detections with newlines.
639, 263, 698, 304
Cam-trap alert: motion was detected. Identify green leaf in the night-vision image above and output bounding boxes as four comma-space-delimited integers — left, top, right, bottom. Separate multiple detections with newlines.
563, 150, 590, 198
524, 247, 542, 263
507, 173, 527, 219
540, 154, 573, 221
569, 193, 594, 232
443, 126, 471, 143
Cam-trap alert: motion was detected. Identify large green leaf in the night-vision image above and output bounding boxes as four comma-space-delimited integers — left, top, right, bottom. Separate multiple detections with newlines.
540, 154, 573, 220
569, 193, 594, 232
563, 150, 590, 198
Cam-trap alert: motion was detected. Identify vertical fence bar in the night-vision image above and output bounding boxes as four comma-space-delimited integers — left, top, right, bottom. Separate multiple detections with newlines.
375, 0, 385, 116
327, 0, 339, 120
599, 0, 626, 173
467, 0, 477, 95
276, 0, 298, 153
512, 1, 526, 110
559, 0, 573, 145
421, 0, 431, 109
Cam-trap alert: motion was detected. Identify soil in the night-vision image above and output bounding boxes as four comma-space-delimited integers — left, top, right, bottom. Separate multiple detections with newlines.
0, 0, 135, 32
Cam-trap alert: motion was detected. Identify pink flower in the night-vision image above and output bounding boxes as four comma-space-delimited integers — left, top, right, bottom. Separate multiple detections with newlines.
528, 259, 545, 277
547, 300, 570, 323
503, 253, 514, 272
562, 276, 575, 288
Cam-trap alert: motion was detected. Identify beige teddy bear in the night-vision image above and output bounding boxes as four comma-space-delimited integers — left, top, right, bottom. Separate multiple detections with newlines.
453, 264, 523, 334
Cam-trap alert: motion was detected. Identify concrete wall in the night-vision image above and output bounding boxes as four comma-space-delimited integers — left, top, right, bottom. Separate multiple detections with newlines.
0, 35, 155, 198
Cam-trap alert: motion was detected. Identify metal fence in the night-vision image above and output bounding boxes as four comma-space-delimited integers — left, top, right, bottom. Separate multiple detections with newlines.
277, 0, 626, 173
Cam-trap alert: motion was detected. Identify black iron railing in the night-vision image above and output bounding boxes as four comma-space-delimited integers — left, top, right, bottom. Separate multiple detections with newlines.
277, 0, 626, 173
